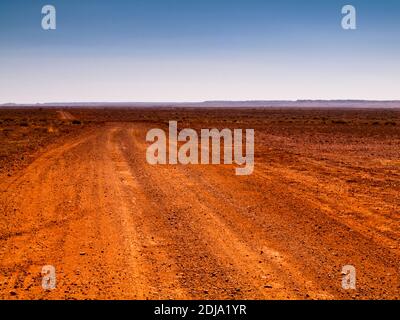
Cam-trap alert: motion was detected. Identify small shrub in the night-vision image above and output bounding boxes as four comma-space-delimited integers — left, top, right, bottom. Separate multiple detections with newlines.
332, 120, 347, 125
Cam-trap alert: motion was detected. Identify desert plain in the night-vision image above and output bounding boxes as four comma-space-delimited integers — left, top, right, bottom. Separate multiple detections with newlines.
0, 106, 399, 299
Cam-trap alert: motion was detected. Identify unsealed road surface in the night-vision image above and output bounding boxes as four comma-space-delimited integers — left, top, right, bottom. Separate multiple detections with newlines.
0, 123, 399, 299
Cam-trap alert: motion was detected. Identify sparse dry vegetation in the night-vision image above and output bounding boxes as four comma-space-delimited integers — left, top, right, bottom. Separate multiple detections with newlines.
0, 106, 399, 300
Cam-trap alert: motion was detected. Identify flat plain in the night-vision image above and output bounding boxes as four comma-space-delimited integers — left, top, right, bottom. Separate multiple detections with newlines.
0, 107, 399, 299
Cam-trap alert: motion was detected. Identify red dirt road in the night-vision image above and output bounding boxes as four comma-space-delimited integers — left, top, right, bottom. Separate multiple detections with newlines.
56, 111, 76, 121
0, 122, 399, 300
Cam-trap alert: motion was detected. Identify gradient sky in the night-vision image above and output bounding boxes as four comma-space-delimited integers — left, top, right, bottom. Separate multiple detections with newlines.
1, 0, 400, 103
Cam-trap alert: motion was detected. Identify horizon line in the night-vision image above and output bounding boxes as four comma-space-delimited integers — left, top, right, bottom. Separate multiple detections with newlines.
2, 99, 400, 106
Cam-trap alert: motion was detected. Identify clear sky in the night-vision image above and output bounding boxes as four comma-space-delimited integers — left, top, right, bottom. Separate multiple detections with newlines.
1, 0, 400, 103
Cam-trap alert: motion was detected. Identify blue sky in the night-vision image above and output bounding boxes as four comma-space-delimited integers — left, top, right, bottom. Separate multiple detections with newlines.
1, 0, 400, 103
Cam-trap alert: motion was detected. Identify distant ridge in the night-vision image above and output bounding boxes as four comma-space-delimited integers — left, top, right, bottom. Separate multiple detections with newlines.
1, 100, 400, 108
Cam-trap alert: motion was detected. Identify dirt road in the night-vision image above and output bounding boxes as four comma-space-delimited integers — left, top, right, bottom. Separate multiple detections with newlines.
0, 122, 399, 299
57, 111, 76, 121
